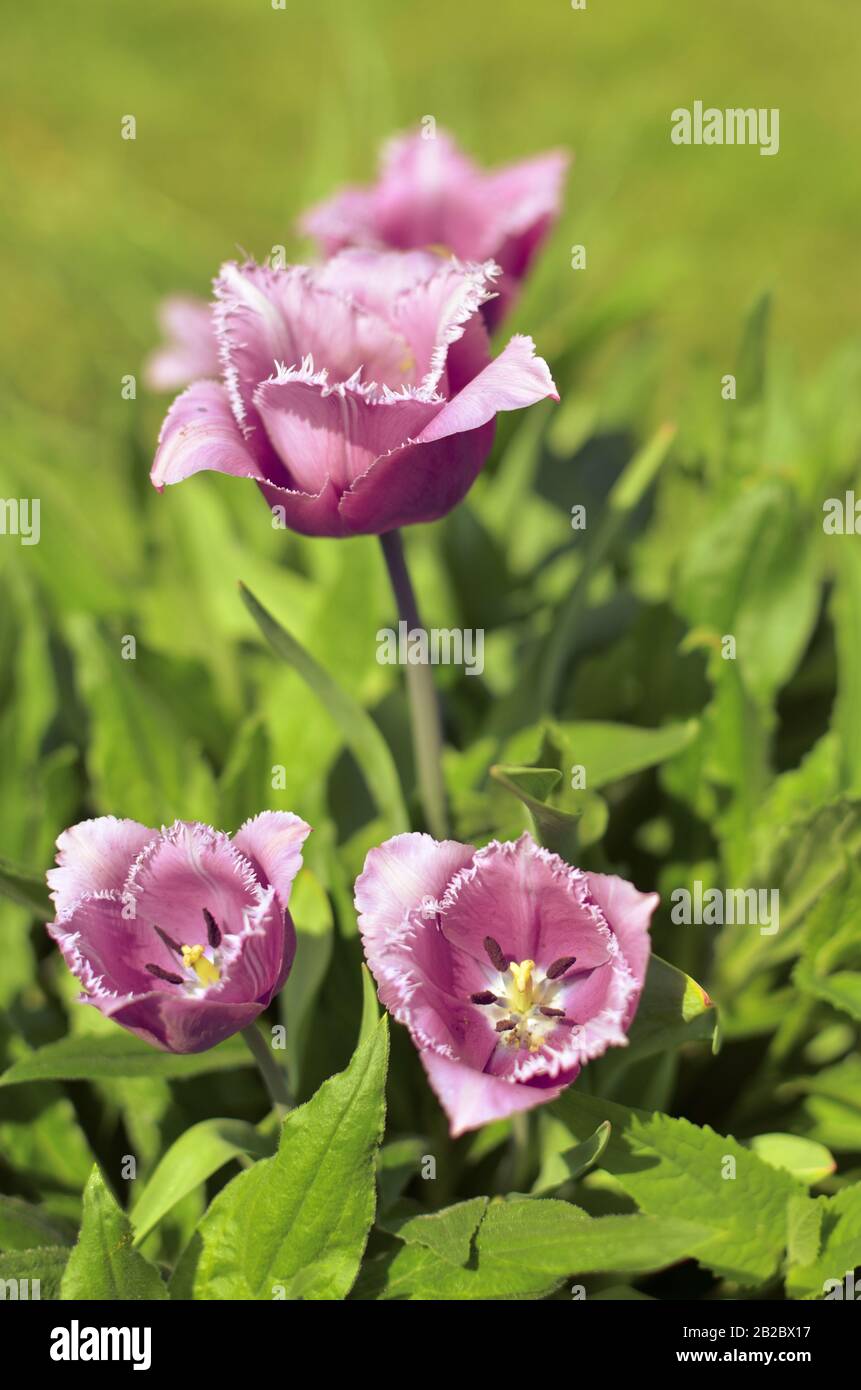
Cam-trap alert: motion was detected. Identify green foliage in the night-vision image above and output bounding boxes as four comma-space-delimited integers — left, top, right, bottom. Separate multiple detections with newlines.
60, 1168, 168, 1301
3, 0, 861, 1304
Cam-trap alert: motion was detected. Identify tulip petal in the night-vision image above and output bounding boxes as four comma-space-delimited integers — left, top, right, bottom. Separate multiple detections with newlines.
47, 817, 157, 917
586, 872, 657, 1025
144, 296, 220, 392
255, 368, 440, 493
233, 811, 311, 912
420, 1049, 568, 1138
151, 381, 265, 491
416, 334, 558, 443
105, 992, 264, 1053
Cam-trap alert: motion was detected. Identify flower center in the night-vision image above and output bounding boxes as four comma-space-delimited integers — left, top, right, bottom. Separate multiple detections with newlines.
144, 909, 223, 992
181, 943, 220, 987
470, 939, 579, 1054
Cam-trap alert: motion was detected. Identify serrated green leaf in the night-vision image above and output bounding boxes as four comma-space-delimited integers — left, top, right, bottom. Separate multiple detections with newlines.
60, 1167, 168, 1300
360, 1199, 712, 1300
381, 1197, 488, 1266
786, 1186, 861, 1299
552, 1091, 803, 1285
0, 1246, 69, 1300
187, 1016, 389, 1299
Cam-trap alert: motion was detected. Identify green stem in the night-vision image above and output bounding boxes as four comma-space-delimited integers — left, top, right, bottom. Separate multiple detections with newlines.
241, 1025, 292, 1119
379, 529, 448, 839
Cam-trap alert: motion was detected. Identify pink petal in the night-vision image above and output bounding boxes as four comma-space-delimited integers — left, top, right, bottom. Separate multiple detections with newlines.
416, 334, 558, 444
49, 892, 165, 998
232, 811, 311, 911
144, 296, 220, 392
355, 832, 475, 947
337, 418, 496, 535
125, 821, 264, 947
47, 817, 156, 917
150, 381, 265, 491
254, 369, 439, 493
104, 992, 265, 1053
421, 1049, 568, 1137
585, 872, 658, 1026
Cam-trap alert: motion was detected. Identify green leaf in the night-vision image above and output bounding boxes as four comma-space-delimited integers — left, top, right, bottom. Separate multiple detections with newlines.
0, 1196, 75, 1252
747, 1133, 835, 1186
552, 718, 699, 789
358, 963, 381, 1046
60, 1167, 168, 1300
362, 1199, 712, 1301
552, 1091, 803, 1286
281, 867, 334, 1090
0, 855, 52, 917
532, 1120, 612, 1195
240, 583, 408, 833
67, 618, 218, 826
622, 955, 718, 1061
786, 1186, 861, 1299
187, 1016, 389, 1299
0, 1032, 251, 1087
130, 1120, 274, 1245
381, 1197, 488, 1266
0, 1247, 69, 1300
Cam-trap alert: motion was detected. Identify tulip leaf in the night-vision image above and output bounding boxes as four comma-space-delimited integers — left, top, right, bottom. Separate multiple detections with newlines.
186, 1015, 389, 1299
131, 1120, 275, 1246
359, 1199, 713, 1300
281, 867, 335, 1091
358, 963, 381, 1046
746, 1133, 835, 1186
489, 764, 605, 856
0, 855, 52, 918
0, 1032, 252, 1087
240, 583, 409, 833
622, 954, 718, 1061
532, 1119, 612, 1195
60, 1167, 168, 1300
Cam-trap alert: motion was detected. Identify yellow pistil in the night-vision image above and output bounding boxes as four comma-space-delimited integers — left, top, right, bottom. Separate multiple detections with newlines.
508, 958, 536, 1011
181, 943, 220, 987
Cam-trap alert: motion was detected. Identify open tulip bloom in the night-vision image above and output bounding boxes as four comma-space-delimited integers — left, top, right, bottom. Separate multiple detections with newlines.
151, 248, 557, 537
356, 831, 658, 1136
47, 813, 309, 1054
300, 126, 569, 331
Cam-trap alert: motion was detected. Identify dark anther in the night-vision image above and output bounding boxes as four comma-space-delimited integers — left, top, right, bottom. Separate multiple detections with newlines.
495, 1018, 517, 1032
546, 955, 577, 979
153, 925, 182, 955
203, 908, 221, 948
539, 1006, 566, 1018
145, 962, 184, 985
483, 936, 509, 972
470, 990, 498, 1005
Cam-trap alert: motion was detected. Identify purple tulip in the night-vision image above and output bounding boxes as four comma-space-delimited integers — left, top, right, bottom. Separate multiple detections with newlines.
46, 814, 310, 1053
150, 248, 557, 537
144, 296, 220, 393
355, 832, 657, 1136
300, 127, 569, 330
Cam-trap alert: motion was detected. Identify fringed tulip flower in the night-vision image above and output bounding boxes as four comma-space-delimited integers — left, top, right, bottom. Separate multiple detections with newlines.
300, 127, 569, 330
355, 832, 657, 1136
144, 296, 220, 392
47, 814, 310, 1053
151, 248, 557, 537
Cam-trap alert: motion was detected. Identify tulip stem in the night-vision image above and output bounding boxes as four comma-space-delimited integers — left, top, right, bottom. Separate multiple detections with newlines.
380, 529, 448, 839
241, 1025, 292, 1119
